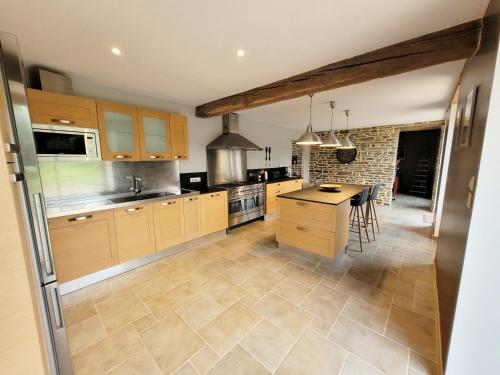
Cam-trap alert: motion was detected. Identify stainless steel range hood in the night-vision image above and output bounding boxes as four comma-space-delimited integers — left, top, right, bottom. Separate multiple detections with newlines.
206, 113, 262, 150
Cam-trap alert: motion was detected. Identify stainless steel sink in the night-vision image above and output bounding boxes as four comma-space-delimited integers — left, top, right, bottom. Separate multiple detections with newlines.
110, 192, 168, 204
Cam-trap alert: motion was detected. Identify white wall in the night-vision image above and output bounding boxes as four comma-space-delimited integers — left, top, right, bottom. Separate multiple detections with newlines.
72, 79, 300, 173
445, 48, 500, 374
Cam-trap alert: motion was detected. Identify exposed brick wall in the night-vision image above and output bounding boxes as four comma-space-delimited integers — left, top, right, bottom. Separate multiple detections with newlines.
292, 121, 444, 206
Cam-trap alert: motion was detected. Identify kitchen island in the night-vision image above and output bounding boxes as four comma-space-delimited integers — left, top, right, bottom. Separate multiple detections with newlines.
276, 183, 367, 259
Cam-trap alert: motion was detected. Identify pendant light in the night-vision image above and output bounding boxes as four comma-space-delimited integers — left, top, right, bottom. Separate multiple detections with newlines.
296, 94, 322, 145
320, 101, 342, 147
338, 110, 356, 149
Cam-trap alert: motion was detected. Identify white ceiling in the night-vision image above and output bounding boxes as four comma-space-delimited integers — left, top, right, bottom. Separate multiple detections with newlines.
0, 0, 489, 129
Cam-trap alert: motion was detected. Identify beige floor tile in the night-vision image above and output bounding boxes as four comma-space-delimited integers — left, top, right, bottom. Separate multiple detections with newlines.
241, 269, 284, 298
132, 314, 156, 333
272, 278, 312, 305
276, 329, 347, 375
107, 348, 162, 375
413, 281, 436, 319
336, 276, 393, 309
329, 316, 409, 375
133, 275, 174, 302
223, 262, 260, 285
67, 314, 106, 355
240, 319, 295, 372
253, 294, 312, 337
377, 269, 416, 303
190, 346, 220, 374
385, 304, 437, 361
278, 264, 323, 288
207, 345, 270, 375
319, 276, 338, 290
346, 261, 384, 286
238, 293, 259, 308
301, 285, 348, 323
145, 281, 200, 319
173, 362, 200, 375
177, 293, 225, 330
315, 257, 352, 281
71, 325, 144, 375
342, 297, 389, 334
162, 265, 200, 287
140, 313, 205, 374
95, 293, 148, 333
201, 276, 247, 307
289, 256, 319, 271
309, 317, 332, 337
199, 303, 260, 356
263, 251, 295, 271
63, 299, 97, 327
409, 351, 439, 375
340, 353, 385, 375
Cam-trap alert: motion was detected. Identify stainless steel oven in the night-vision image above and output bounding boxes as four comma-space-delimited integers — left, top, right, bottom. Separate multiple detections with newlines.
32, 124, 100, 161
227, 182, 265, 227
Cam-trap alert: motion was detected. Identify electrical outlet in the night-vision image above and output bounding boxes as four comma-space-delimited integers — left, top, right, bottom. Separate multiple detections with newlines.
190, 177, 201, 183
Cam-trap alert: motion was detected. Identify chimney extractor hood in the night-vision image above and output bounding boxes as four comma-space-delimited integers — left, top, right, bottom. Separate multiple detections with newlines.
206, 113, 262, 150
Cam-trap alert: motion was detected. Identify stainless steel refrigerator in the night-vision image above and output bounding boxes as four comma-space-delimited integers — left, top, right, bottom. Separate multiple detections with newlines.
0, 32, 72, 374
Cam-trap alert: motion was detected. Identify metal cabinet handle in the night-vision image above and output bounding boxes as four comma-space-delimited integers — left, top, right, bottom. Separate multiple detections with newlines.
126, 207, 142, 212
296, 226, 308, 232
114, 154, 131, 159
50, 288, 64, 329
51, 118, 74, 125
149, 155, 164, 159
161, 201, 176, 206
68, 215, 93, 222
210, 193, 221, 198
186, 197, 198, 201
33, 193, 55, 278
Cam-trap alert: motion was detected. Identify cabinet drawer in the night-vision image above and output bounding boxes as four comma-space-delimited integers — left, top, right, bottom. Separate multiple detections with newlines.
153, 198, 184, 250
201, 191, 228, 235
27, 88, 98, 128
114, 203, 155, 262
277, 220, 335, 258
277, 198, 336, 231
183, 196, 202, 241
48, 210, 118, 282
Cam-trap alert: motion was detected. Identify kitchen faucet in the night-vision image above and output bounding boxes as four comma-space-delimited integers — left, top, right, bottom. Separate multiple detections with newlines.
127, 176, 142, 195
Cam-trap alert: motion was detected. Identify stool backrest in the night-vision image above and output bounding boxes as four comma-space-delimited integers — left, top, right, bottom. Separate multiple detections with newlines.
358, 188, 369, 205
371, 183, 381, 201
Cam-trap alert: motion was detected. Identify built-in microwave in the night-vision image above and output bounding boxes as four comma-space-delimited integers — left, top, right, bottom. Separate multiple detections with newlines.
32, 124, 101, 161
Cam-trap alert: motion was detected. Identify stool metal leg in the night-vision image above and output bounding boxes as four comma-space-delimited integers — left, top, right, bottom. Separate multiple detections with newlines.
355, 206, 363, 252
371, 200, 380, 234
360, 204, 370, 243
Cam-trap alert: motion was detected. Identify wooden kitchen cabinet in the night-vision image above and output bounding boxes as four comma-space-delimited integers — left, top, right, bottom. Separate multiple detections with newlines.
97, 100, 141, 161
153, 198, 184, 250
265, 179, 303, 214
170, 114, 189, 160
138, 108, 172, 161
183, 195, 202, 240
113, 203, 156, 263
201, 191, 228, 235
48, 210, 118, 283
26, 88, 98, 128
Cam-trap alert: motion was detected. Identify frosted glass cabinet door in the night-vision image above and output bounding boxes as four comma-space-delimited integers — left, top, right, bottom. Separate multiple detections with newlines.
97, 101, 141, 161
138, 109, 172, 160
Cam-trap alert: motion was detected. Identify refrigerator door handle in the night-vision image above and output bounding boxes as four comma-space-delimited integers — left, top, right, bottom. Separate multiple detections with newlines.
50, 287, 63, 329
33, 192, 55, 280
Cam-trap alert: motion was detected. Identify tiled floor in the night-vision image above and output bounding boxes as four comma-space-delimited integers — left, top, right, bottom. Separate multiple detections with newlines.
62, 194, 439, 375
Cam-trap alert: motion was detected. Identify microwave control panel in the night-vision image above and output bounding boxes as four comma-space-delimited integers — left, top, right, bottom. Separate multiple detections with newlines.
84, 133, 99, 158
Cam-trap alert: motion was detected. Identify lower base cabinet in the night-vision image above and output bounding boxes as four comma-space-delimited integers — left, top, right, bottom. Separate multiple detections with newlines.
113, 203, 156, 263
201, 191, 228, 235
48, 210, 118, 283
183, 196, 203, 241
153, 198, 184, 250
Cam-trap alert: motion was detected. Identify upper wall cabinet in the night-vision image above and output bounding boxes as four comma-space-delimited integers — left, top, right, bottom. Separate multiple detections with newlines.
97, 101, 141, 161
138, 108, 172, 161
170, 114, 189, 160
26, 88, 98, 128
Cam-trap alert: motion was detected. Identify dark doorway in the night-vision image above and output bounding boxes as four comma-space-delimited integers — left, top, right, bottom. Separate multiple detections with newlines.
396, 129, 440, 199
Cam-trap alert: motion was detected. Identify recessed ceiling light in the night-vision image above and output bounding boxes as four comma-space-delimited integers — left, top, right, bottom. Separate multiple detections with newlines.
236, 49, 245, 57
111, 47, 121, 55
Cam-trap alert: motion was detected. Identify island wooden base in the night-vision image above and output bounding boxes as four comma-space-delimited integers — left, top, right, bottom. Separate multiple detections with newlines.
276, 198, 350, 259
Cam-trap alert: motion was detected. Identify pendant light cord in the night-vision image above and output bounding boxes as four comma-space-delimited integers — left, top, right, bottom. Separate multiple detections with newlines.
308, 94, 313, 126
330, 106, 334, 132
345, 110, 350, 132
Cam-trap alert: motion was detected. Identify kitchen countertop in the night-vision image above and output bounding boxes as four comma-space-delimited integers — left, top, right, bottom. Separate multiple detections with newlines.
45, 189, 207, 219
277, 183, 368, 205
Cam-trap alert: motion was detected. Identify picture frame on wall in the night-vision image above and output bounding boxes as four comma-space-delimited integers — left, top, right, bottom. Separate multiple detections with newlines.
459, 86, 478, 149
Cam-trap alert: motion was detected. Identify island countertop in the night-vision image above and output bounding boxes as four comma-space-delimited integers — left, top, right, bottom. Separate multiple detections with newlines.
277, 183, 368, 205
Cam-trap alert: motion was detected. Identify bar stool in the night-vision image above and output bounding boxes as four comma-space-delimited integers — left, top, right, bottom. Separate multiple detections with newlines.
348, 187, 370, 252
365, 183, 381, 241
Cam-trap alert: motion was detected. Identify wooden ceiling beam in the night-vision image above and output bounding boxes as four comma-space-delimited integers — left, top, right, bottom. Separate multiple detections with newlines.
195, 19, 483, 118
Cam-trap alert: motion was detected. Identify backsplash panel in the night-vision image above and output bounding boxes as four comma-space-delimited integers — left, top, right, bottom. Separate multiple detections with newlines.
40, 160, 179, 203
